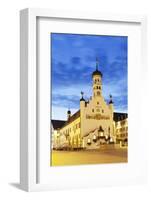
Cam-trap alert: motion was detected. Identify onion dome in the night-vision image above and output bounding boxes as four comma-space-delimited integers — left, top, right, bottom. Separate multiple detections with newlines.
109, 94, 113, 104
67, 110, 71, 114
92, 58, 103, 77
80, 91, 85, 101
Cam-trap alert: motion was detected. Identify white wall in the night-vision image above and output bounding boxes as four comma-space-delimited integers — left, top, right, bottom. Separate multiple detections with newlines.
0, 0, 151, 199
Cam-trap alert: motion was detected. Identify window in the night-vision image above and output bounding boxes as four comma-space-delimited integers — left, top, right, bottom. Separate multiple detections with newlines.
92, 109, 94, 112
97, 91, 100, 96
102, 109, 104, 113
97, 102, 99, 105
108, 127, 110, 133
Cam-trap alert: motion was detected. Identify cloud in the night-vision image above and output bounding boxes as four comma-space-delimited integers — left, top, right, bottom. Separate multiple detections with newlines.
51, 33, 128, 119
71, 56, 81, 65
52, 94, 80, 109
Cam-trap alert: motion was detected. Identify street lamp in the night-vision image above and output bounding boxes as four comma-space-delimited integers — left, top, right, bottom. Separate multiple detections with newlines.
93, 134, 97, 142
87, 138, 91, 145
98, 126, 104, 139
105, 135, 108, 140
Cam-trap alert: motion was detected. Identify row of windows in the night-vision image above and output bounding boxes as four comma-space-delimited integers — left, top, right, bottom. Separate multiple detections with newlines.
94, 86, 101, 90
94, 79, 100, 83
92, 108, 104, 113
63, 122, 80, 135
116, 127, 128, 133
116, 119, 127, 126
117, 132, 128, 138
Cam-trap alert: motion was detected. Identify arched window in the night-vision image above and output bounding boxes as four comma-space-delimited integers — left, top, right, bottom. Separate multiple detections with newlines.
97, 91, 100, 96
108, 127, 110, 133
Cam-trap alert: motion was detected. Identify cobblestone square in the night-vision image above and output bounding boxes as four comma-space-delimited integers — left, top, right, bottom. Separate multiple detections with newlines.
51, 145, 127, 166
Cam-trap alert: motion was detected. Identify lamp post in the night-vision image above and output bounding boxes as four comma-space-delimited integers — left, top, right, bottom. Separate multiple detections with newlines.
93, 134, 97, 142
98, 126, 104, 139
87, 138, 91, 145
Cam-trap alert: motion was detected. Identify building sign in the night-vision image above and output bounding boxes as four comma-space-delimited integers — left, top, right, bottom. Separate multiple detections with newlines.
86, 114, 110, 120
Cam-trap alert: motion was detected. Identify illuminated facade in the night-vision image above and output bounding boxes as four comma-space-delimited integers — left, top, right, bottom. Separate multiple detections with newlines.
51, 60, 128, 150
114, 114, 128, 147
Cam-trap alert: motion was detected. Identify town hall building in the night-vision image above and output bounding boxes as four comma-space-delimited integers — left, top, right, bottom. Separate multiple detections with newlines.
51, 59, 128, 150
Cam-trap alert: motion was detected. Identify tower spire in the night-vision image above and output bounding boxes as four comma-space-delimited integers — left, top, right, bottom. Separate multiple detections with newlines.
109, 94, 113, 104
96, 57, 99, 71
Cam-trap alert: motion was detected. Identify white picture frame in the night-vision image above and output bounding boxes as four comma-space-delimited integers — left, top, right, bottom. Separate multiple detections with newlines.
20, 8, 147, 192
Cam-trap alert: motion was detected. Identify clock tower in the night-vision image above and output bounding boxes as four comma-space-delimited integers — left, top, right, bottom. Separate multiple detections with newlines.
92, 58, 103, 97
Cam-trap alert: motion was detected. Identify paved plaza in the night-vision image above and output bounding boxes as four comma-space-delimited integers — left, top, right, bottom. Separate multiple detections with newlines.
51, 145, 128, 166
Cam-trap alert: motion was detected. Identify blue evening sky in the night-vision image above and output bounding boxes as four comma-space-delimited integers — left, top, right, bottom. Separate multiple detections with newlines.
51, 33, 128, 120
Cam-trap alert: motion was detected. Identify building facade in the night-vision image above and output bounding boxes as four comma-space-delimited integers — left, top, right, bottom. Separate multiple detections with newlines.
114, 113, 128, 147
51, 60, 128, 150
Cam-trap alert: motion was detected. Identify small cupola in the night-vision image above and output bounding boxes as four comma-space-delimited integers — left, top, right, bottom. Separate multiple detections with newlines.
92, 58, 103, 77
80, 91, 85, 101
67, 109, 71, 120
67, 110, 71, 115
109, 94, 113, 104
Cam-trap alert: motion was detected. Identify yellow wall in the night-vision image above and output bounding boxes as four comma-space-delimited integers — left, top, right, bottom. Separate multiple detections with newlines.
80, 95, 114, 141
59, 117, 81, 148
